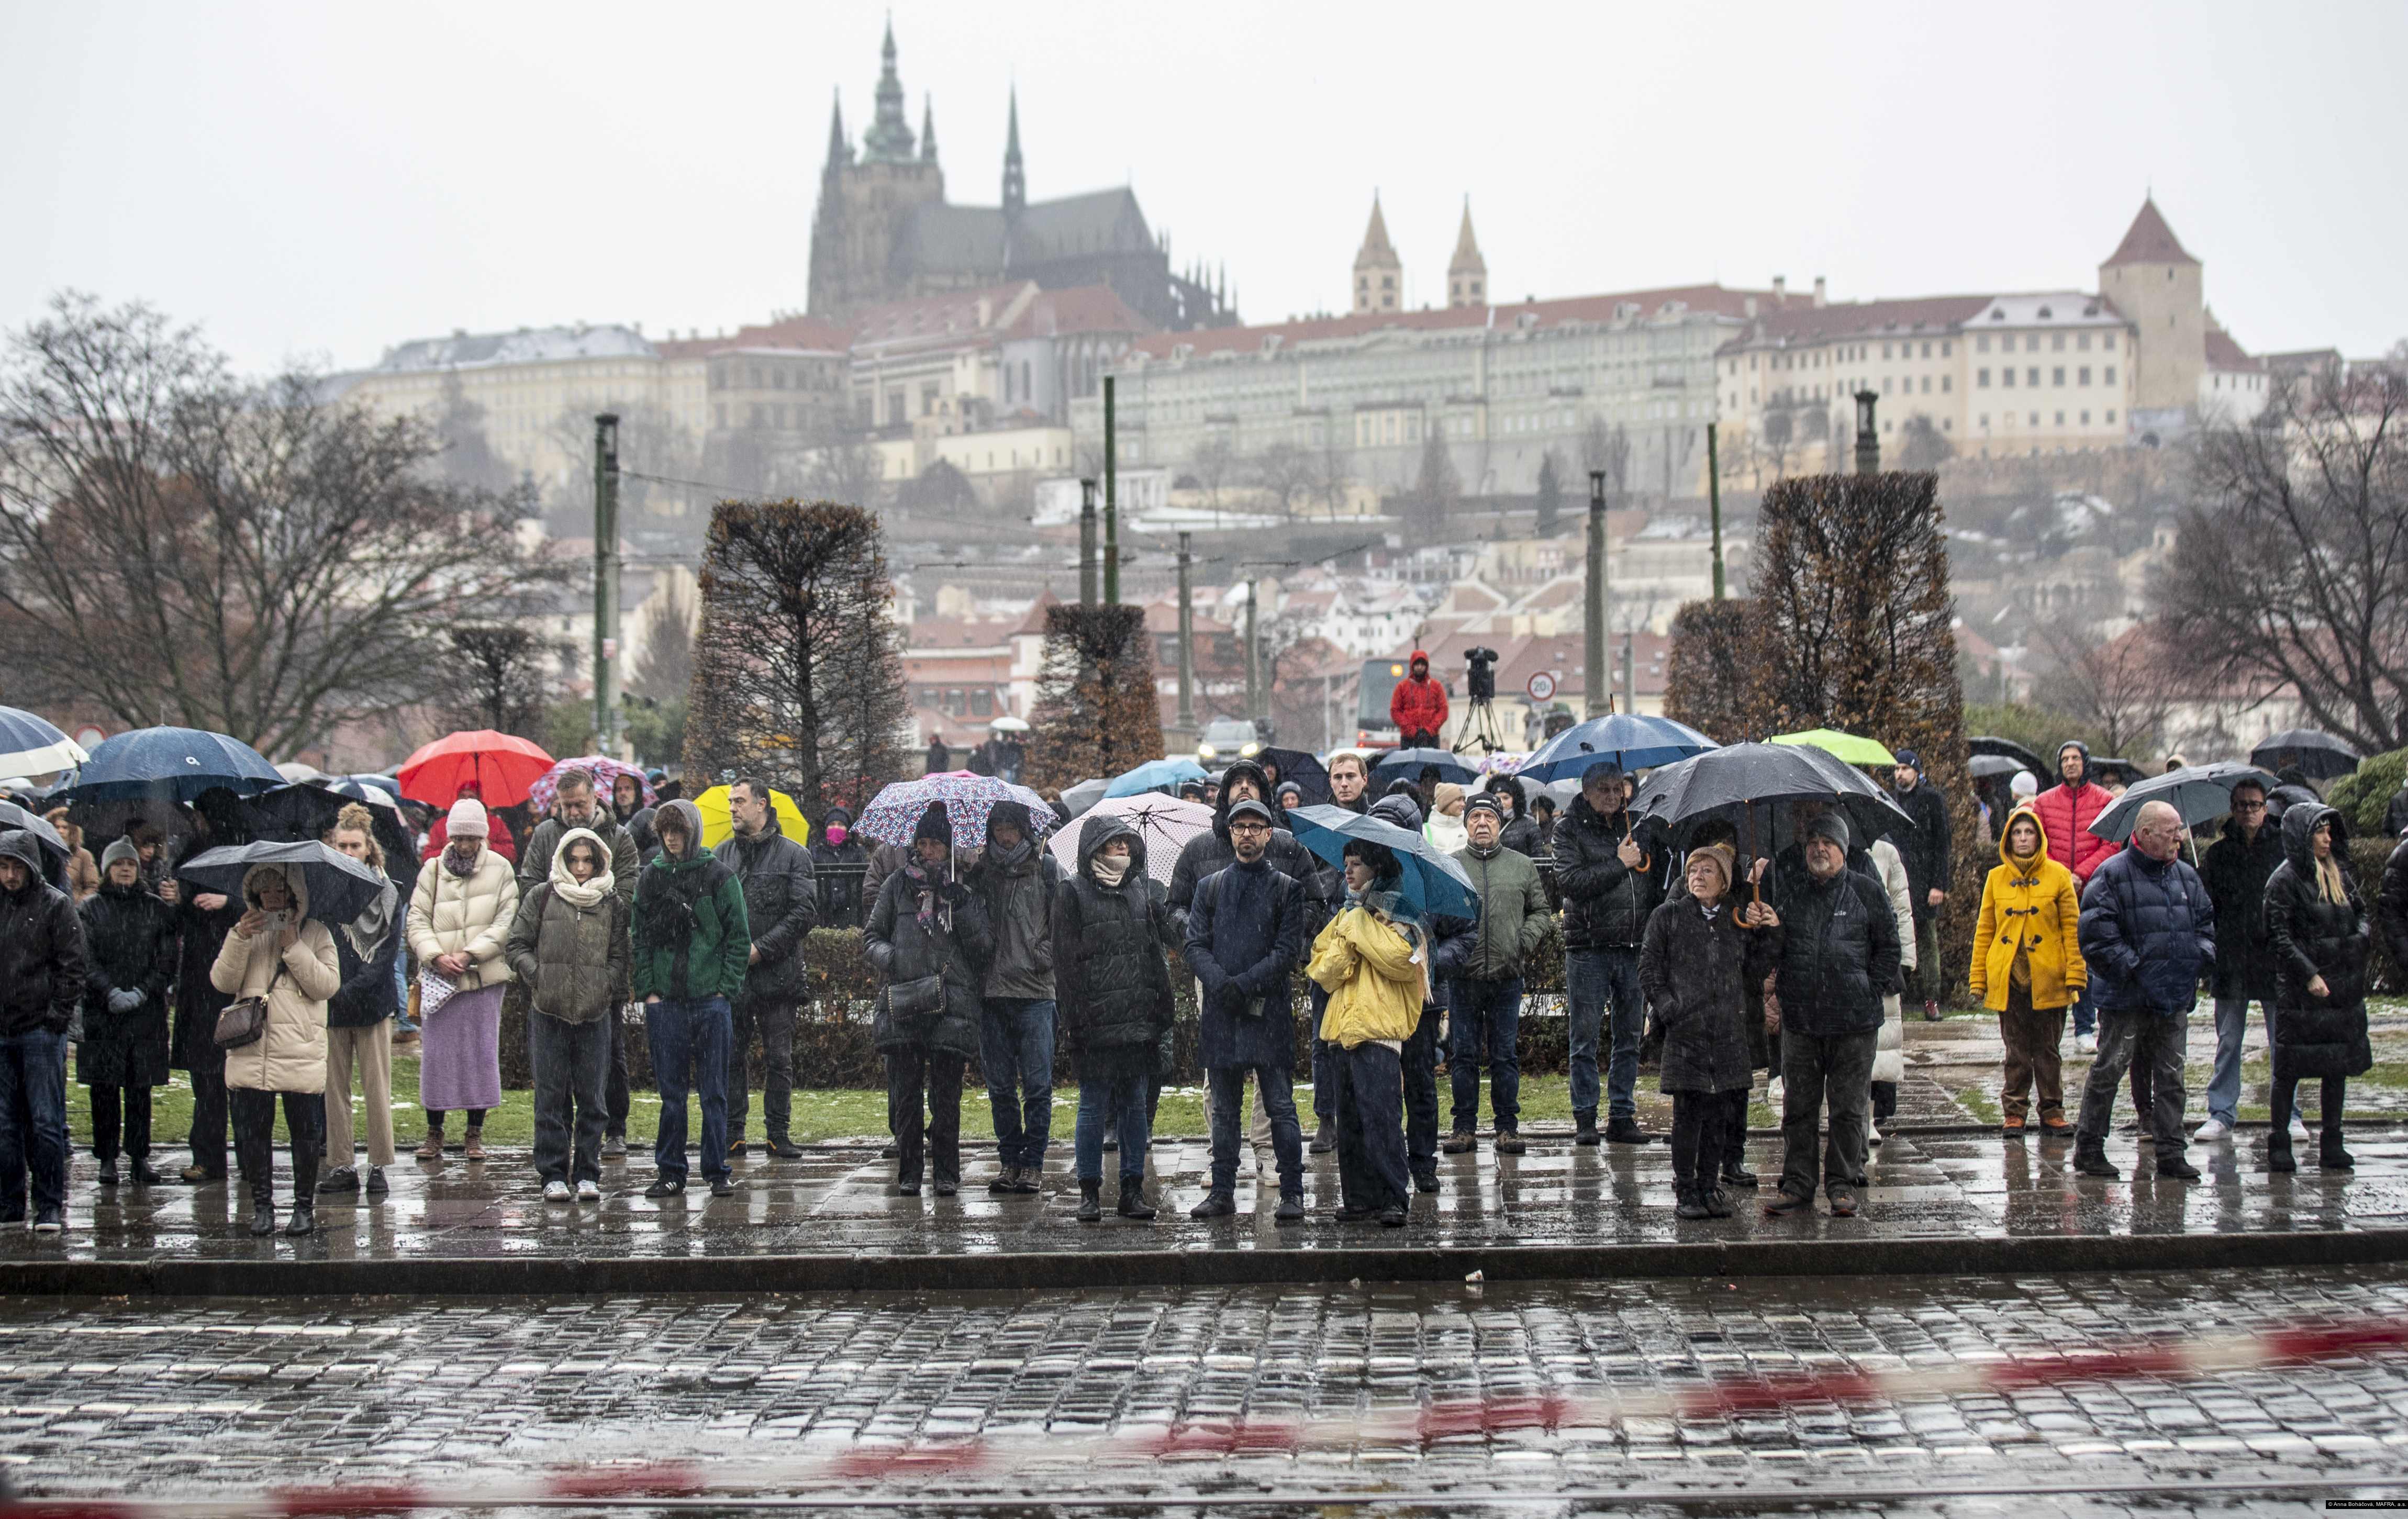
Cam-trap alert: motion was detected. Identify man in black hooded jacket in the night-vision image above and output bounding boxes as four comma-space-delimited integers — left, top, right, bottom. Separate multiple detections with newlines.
714, 777, 818, 1160
1553, 761, 1666, 1145
0, 830, 86, 1231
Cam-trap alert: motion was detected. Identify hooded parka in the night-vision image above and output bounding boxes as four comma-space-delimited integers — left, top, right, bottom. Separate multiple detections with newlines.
1052, 816, 1177, 1064
2200, 804, 2286, 1002
1969, 804, 2087, 1012
1166, 758, 1326, 937
76, 872, 177, 1088
506, 828, 632, 1025
2262, 802, 2373, 1078
209, 863, 341, 1094
0, 830, 85, 1040
966, 800, 1058, 1000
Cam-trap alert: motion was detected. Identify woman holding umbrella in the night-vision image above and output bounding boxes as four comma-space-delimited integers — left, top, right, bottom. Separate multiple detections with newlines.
209, 861, 341, 1235
864, 801, 994, 1197
405, 799, 519, 1161
77, 839, 177, 1187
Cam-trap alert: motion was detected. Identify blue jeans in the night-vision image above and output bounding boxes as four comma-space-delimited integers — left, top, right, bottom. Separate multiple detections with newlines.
1332, 1041, 1410, 1213
1206, 1063, 1303, 1194
0, 1028, 70, 1219
645, 996, 731, 1185
1450, 977, 1523, 1132
2208, 995, 2272, 1126
1074, 1068, 1149, 1182
2070, 987, 2096, 1039
1566, 947, 1645, 1118
392, 953, 416, 1033
979, 998, 1056, 1168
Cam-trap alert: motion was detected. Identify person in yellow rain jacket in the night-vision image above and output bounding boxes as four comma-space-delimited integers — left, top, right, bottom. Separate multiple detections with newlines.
1307, 839, 1427, 1228
1969, 804, 2087, 1136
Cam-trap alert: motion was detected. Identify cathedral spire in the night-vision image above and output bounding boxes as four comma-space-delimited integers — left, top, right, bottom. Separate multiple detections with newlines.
920, 94, 938, 163
823, 91, 852, 178
1001, 86, 1025, 217
1447, 197, 1486, 308
1352, 192, 1400, 314
863, 17, 916, 162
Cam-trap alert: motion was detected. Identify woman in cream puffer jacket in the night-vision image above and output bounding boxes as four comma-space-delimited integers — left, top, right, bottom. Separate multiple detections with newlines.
210, 862, 340, 1235
405, 799, 519, 1159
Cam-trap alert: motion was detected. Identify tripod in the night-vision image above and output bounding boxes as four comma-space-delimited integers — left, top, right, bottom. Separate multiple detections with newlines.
1452, 697, 1510, 756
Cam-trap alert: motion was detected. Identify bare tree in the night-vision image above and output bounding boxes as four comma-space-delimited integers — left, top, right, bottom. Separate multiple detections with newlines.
1581, 418, 1631, 503
439, 624, 572, 742
2152, 363, 2408, 754
2031, 619, 2174, 758
0, 293, 562, 755
1190, 433, 1240, 511
1251, 440, 1316, 518
797, 430, 889, 512
1311, 428, 1352, 522
628, 577, 696, 702
1898, 413, 1956, 470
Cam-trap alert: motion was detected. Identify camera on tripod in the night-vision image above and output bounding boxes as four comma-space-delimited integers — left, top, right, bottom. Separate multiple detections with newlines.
1464, 646, 1499, 702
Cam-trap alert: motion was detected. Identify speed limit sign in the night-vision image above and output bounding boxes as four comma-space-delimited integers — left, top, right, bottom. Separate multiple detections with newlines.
1526, 671, 1557, 702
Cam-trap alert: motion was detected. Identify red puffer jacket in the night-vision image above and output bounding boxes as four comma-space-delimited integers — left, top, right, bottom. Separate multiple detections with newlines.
1389, 656, 1450, 737
2030, 780, 2119, 885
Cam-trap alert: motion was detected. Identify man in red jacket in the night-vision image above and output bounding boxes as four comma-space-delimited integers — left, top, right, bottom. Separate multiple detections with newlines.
1389, 651, 1450, 748
2031, 739, 2118, 1050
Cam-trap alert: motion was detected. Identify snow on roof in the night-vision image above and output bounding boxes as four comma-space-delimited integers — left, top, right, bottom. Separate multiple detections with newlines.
372, 324, 655, 372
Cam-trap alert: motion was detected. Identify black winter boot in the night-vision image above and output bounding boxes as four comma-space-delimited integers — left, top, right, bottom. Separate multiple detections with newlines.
1674, 1186, 1711, 1220
1076, 1179, 1103, 1223
2322, 1126, 2355, 1170
249, 1202, 277, 1236
1574, 1110, 1600, 1146
2072, 1143, 2120, 1179
1117, 1177, 1157, 1220
2267, 1138, 2296, 1174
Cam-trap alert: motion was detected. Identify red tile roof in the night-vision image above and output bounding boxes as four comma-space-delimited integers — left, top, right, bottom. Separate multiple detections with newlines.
2204, 327, 2260, 371
1130, 282, 1813, 362
1004, 285, 1156, 340
2102, 198, 2198, 268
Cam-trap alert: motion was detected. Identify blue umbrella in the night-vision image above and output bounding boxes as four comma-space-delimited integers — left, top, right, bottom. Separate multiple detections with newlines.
1367, 747, 1478, 789
1287, 803, 1477, 919
1519, 713, 1718, 784
1105, 755, 1208, 799
54, 726, 283, 806
0, 706, 88, 777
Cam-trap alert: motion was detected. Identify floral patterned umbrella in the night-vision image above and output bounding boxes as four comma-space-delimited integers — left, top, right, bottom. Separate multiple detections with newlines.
1045, 793, 1212, 886
855, 772, 1056, 850
527, 755, 654, 816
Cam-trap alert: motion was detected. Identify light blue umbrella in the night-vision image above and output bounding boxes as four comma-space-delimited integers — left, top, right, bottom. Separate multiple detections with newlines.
1520, 713, 1718, 784
1287, 803, 1477, 919
1105, 755, 1208, 799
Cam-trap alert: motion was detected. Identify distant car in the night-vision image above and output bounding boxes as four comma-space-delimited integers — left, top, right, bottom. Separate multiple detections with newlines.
1196, 717, 1262, 764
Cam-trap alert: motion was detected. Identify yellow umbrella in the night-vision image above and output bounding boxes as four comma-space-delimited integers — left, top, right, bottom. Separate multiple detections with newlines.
689, 785, 810, 850
1768, 729, 1897, 767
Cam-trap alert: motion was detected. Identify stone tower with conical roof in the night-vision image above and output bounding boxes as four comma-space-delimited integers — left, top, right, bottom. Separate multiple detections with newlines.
1446, 199, 1485, 308
1353, 194, 1401, 314
2098, 196, 2204, 414
807, 22, 945, 318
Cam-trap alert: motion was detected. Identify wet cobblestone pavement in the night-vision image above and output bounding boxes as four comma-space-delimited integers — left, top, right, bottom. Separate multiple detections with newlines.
4, 1267, 2408, 1513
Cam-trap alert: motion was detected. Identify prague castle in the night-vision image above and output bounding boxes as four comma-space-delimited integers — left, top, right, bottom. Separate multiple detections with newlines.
806, 24, 1238, 333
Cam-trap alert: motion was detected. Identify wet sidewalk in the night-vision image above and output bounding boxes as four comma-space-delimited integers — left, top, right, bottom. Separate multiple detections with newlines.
8, 1011, 2408, 1292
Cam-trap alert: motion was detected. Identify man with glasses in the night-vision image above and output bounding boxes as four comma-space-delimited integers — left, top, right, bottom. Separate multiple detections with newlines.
1184, 799, 1308, 1223
2071, 801, 2214, 1182
2197, 781, 2288, 1143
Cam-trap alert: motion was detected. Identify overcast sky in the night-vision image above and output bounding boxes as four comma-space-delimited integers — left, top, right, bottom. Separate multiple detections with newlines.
6, 2, 2403, 376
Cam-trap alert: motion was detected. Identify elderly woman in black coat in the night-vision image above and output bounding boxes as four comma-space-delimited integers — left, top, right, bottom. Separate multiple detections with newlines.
864, 801, 994, 1198
2263, 803, 2374, 1173
79, 839, 178, 1186
1055, 813, 1178, 1223
1638, 841, 1774, 1219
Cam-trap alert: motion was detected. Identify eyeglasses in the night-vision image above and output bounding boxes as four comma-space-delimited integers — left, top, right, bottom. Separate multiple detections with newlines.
1228, 820, 1270, 834
2231, 800, 2266, 812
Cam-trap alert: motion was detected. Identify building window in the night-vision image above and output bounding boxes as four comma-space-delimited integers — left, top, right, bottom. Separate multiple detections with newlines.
2080, 410, 2091, 425
2077, 333, 2092, 351
2055, 411, 2066, 426
2078, 366, 2091, 386
2001, 368, 2015, 388
970, 690, 993, 717
2104, 365, 2117, 385
1941, 376, 1952, 393
1881, 343, 1892, 360
1978, 368, 1990, 388
1921, 342, 1932, 359
1942, 341, 1952, 358
2053, 367, 2066, 387
2027, 368, 2041, 387
2105, 409, 2116, 423
2029, 412, 2040, 426
1880, 378, 1890, 395
1977, 334, 1990, 353
1921, 376, 1931, 393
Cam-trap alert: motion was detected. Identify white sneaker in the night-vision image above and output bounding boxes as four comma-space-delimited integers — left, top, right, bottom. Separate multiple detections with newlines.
1868, 1122, 1885, 1147
2290, 1113, 2313, 1139
2076, 1033, 2098, 1055
1765, 1079, 1784, 1114
543, 1180, 571, 1203
575, 1179, 600, 1202
2193, 1118, 2232, 1141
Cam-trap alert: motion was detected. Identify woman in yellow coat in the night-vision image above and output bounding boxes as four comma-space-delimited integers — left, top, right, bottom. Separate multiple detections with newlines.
1307, 840, 1427, 1227
1969, 805, 2087, 1135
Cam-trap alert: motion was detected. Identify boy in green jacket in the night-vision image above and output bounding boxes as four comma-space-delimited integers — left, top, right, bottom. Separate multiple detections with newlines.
631, 799, 751, 1199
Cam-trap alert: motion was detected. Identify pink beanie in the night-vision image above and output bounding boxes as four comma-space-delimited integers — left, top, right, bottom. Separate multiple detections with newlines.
447, 798, 490, 837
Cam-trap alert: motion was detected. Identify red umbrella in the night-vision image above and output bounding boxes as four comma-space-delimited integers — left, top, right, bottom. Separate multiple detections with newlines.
396, 730, 555, 808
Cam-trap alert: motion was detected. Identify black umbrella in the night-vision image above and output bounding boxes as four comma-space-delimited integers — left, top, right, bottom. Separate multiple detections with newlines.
1369, 747, 1478, 788
1254, 747, 1332, 807
176, 840, 387, 925
2250, 729, 2359, 781
1968, 754, 2026, 780
1968, 735, 2048, 777
246, 782, 348, 843
1632, 742, 1912, 857
2087, 763, 2280, 844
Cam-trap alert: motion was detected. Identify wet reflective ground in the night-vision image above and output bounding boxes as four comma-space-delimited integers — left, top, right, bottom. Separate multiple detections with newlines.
4, 1267, 2406, 1514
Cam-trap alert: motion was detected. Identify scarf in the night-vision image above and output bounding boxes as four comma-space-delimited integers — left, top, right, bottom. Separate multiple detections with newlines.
1089, 852, 1130, 888
443, 844, 482, 879
550, 826, 615, 909
986, 836, 1034, 870
1696, 897, 1725, 924
2008, 846, 2044, 888
901, 856, 946, 931
344, 878, 399, 962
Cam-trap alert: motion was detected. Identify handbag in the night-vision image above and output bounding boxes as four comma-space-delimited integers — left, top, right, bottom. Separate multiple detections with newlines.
887, 973, 946, 1025
214, 964, 282, 1051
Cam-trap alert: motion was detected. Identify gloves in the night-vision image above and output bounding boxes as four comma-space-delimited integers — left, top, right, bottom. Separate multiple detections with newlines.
106, 988, 145, 1014
939, 881, 971, 907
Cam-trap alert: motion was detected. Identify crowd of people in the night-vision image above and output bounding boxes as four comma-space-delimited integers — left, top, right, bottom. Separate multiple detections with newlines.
3, 736, 2406, 1236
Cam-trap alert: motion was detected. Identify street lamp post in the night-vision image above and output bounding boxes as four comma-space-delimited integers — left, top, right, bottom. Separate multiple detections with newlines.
1585, 470, 1609, 716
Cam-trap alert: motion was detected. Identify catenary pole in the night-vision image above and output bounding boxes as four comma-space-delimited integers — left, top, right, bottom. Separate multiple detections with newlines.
1175, 531, 1196, 740
592, 414, 621, 755
1707, 421, 1726, 600
1103, 377, 1119, 603
1585, 471, 1609, 716
1078, 478, 1098, 607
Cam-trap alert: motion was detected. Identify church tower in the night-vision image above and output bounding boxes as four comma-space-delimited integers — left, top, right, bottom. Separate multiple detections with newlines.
2098, 196, 2204, 415
807, 23, 945, 318
1446, 199, 1486, 308
1353, 194, 1401, 314
1002, 87, 1025, 217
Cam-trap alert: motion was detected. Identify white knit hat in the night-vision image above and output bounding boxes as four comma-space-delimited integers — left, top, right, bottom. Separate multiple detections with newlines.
447, 797, 490, 837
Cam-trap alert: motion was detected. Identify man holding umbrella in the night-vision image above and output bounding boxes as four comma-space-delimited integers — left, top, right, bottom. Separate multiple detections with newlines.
1751, 812, 1901, 1219
1555, 761, 1666, 1145
2197, 778, 2284, 1143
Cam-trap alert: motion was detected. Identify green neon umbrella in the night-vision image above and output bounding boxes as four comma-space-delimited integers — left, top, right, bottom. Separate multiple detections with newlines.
1767, 729, 1898, 767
